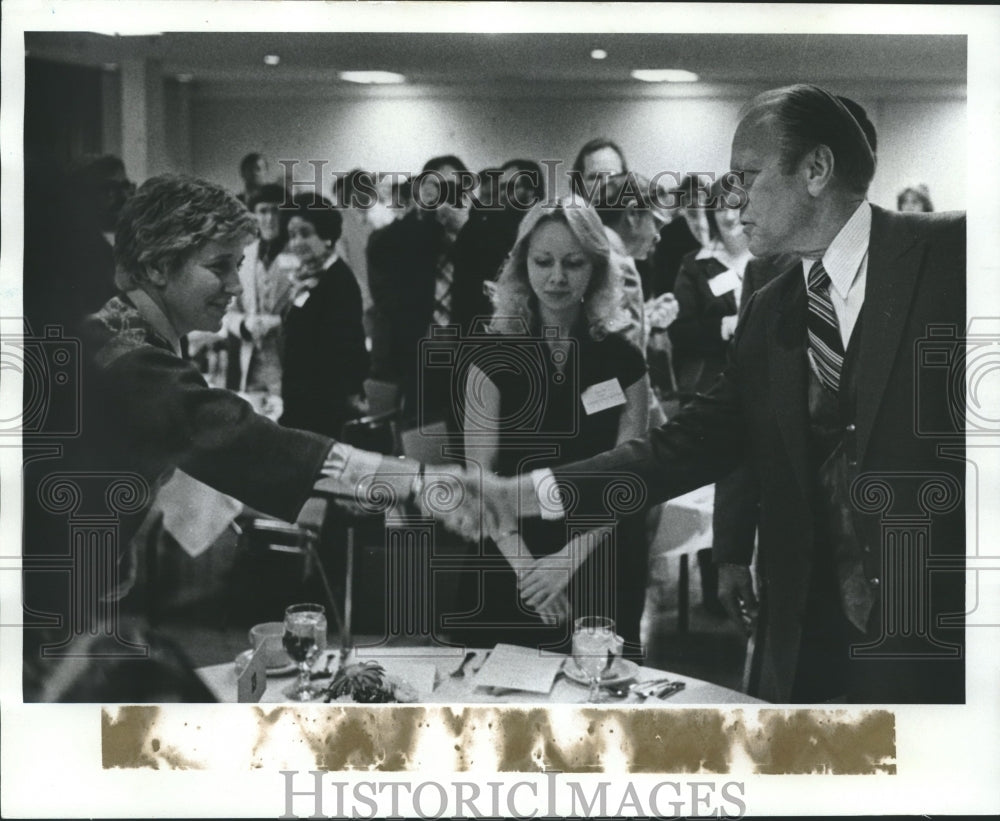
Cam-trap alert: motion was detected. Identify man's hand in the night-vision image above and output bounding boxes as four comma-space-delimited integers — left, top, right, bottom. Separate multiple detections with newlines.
718, 562, 759, 636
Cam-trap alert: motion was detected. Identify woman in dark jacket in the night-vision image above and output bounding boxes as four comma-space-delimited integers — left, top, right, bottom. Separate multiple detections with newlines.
668, 181, 753, 396
278, 195, 370, 438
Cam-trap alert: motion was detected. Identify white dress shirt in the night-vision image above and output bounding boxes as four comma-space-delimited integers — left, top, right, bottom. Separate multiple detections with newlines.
801, 201, 871, 348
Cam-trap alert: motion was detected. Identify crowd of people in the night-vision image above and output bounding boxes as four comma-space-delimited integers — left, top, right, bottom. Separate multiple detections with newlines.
21, 82, 963, 706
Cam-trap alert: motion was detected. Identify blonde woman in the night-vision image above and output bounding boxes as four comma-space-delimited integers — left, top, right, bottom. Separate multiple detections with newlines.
458, 199, 649, 656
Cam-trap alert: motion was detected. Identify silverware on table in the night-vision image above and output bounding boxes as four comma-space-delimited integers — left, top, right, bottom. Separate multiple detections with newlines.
450, 651, 477, 679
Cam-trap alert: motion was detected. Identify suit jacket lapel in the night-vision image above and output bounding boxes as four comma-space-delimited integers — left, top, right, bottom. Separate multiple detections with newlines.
766, 261, 811, 496
855, 205, 926, 465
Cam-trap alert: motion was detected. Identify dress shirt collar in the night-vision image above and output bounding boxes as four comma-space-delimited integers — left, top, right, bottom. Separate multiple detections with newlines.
126, 288, 182, 356
803, 201, 871, 300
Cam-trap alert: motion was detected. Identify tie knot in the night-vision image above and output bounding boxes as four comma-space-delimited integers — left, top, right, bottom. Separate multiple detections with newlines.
808, 259, 830, 290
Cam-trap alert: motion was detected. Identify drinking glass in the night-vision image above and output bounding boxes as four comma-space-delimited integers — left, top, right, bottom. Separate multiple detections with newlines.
572, 616, 617, 703
282, 603, 327, 701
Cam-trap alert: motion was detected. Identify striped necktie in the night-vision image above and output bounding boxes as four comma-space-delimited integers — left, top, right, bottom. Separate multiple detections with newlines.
433, 257, 454, 327
806, 260, 844, 392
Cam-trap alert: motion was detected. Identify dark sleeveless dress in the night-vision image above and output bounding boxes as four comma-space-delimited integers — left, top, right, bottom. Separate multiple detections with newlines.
450, 327, 649, 656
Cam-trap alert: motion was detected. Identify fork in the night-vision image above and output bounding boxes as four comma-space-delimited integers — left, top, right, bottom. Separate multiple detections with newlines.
450, 651, 477, 679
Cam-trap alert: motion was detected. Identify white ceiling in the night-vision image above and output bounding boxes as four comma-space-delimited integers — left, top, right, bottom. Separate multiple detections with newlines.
25, 31, 966, 90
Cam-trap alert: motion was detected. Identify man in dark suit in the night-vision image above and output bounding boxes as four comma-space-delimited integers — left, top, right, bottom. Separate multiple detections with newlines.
485, 84, 965, 704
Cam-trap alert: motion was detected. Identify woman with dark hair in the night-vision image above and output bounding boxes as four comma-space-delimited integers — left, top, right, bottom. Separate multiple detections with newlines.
668, 178, 753, 395
897, 184, 934, 213
278, 194, 370, 438
455, 198, 650, 656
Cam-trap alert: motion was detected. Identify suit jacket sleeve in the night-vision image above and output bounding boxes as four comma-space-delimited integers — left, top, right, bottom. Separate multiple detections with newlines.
549, 290, 760, 517
104, 345, 333, 523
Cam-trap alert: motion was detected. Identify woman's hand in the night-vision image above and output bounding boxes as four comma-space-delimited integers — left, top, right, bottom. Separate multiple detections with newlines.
645, 293, 679, 330
518, 544, 583, 613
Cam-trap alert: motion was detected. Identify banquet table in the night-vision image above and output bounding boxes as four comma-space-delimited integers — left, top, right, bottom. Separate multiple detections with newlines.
196, 646, 765, 705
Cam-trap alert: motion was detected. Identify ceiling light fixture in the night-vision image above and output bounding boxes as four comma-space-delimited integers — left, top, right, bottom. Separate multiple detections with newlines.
631, 69, 699, 83
591, 48, 608, 60
263, 54, 280, 66
339, 70, 406, 84
177, 73, 194, 84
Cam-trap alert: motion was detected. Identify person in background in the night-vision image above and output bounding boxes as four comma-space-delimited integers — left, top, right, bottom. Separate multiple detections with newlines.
570, 137, 628, 198
219, 182, 291, 399
279, 194, 370, 438
332, 169, 377, 333
236, 152, 271, 205
897, 184, 934, 213
649, 174, 707, 298
458, 199, 650, 657
669, 177, 754, 397
367, 156, 467, 426
593, 171, 678, 358
26, 154, 135, 331
451, 159, 545, 336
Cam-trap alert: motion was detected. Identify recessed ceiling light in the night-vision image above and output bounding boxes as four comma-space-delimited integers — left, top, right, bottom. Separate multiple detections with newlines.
591, 48, 608, 60
263, 54, 280, 67
631, 69, 700, 83
339, 71, 406, 85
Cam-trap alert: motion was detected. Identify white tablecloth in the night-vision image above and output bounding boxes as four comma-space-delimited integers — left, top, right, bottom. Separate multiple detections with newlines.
197, 645, 764, 705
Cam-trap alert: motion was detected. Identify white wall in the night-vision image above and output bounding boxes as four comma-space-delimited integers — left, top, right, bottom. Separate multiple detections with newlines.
188, 86, 965, 212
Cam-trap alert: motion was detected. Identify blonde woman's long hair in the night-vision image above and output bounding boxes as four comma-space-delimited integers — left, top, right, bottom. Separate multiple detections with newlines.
489, 198, 624, 339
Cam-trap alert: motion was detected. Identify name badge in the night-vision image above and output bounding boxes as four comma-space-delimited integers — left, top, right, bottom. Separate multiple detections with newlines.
708, 267, 741, 297
581, 378, 627, 415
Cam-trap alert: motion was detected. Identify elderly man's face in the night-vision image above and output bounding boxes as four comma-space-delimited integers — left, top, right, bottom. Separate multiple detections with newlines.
730, 116, 811, 256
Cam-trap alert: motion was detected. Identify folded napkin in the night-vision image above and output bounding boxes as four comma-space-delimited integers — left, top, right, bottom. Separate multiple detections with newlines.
473, 644, 565, 694
156, 470, 242, 557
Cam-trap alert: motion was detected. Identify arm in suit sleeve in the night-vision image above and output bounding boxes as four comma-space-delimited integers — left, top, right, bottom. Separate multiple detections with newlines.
711, 462, 759, 565
548, 290, 760, 518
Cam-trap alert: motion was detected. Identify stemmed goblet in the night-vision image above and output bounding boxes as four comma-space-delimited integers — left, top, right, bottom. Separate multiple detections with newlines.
572, 616, 617, 703
282, 603, 327, 701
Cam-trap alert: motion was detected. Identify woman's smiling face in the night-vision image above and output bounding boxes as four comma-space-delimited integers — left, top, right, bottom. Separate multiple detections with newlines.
159, 237, 245, 334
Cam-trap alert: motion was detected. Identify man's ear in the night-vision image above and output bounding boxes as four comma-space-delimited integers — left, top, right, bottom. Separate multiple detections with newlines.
803, 144, 835, 196
145, 264, 169, 287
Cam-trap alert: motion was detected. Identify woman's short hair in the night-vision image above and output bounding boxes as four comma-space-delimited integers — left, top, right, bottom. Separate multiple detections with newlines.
281, 193, 343, 244
490, 199, 622, 340
742, 84, 876, 193
114, 175, 258, 291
